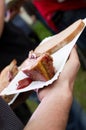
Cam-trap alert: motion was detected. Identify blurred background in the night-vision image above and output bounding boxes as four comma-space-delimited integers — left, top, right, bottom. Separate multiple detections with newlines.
3, 0, 86, 125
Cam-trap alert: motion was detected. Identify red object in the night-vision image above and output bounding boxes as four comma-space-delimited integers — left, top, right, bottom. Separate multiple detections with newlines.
33, 0, 86, 32
17, 77, 32, 90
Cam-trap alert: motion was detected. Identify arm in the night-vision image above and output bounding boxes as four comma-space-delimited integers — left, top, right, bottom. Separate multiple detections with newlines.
0, 0, 5, 36
24, 47, 80, 130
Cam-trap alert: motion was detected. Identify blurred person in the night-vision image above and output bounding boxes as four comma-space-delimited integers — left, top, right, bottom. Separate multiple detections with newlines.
0, 0, 40, 70
0, 21, 39, 70
32, 0, 86, 33
12, 7, 41, 44
23, 0, 56, 34
6, 0, 41, 48
32, 0, 86, 69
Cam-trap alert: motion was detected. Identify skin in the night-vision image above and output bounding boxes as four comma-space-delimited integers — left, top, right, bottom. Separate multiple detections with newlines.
24, 47, 80, 130
0, 0, 5, 36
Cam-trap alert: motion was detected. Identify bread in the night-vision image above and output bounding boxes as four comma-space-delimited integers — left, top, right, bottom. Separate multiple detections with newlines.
22, 53, 55, 81
0, 59, 18, 103
0, 59, 18, 92
34, 19, 85, 54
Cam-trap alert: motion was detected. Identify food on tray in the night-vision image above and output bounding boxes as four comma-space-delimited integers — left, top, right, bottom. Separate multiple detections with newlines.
22, 53, 55, 82
21, 19, 85, 83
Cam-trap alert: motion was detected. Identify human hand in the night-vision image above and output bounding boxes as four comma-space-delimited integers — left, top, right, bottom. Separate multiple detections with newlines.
37, 46, 80, 101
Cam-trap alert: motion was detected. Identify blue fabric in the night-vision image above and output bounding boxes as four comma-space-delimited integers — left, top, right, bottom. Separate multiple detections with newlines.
66, 99, 86, 130
12, 15, 32, 35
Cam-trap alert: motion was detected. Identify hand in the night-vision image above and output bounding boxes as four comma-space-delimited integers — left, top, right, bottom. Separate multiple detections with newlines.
24, 46, 80, 130
37, 46, 80, 101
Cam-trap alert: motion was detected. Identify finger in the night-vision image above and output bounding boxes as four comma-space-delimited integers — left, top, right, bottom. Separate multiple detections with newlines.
67, 47, 80, 70
74, 44, 77, 49
66, 47, 80, 82
60, 47, 80, 83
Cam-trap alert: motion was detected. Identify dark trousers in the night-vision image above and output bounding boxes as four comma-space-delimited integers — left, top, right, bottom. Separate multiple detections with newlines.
0, 21, 39, 70
0, 97, 24, 130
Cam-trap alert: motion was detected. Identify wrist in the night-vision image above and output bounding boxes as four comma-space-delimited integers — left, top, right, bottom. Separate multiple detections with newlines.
38, 80, 73, 102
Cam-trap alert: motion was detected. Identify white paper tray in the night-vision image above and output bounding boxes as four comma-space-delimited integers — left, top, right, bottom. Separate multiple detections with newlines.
1, 19, 86, 98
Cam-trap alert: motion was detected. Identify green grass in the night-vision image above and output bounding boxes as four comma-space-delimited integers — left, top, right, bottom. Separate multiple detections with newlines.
26, 20, 86, 112
26, 99, 38, 113
74, 68, 86, 110
32, 21, 53, 40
